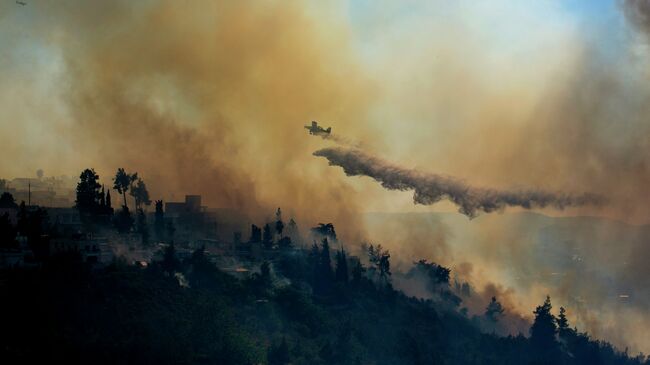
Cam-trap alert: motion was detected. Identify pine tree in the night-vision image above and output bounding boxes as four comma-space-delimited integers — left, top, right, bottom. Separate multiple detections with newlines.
154, 200, 164, 240
106, 189, 112, 209
130, 178, 152, 210
100, 185, 106, 206
485, 296, 505, 322
351, 258, 365, 285
275, 207, 284, 238
249, 224, 262, 243
263, 223, 273, 249
113, 168, 137, 209
137, 208, 149, 246
0, 192, 17, 209
75, 168, 101, 215
556, 306, 572, 340
530, 296, 559, 356
320, 238, 333, 279
335, 249, 349, 283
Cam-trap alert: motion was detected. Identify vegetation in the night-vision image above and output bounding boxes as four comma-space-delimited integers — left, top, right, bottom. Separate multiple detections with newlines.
0, 167, 646, 364
1, 240, 646, 364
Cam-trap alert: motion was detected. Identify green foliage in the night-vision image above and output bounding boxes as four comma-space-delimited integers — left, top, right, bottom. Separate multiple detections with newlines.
0, 265, 262, 364
0, 236, 645, 365
263, 223, 273, 248
368, 244, 391, 282
0, 191, 17, 208
136, 208, 149, 245
130, 178, 151, 210
557, 306, 572, 340
154, 200, 164, 240
113, 205, 134, 233
485, 296, 505, 322
335, 249, 349, 283
310, 223, 337, 241
113, 168, 137, 208
531, 295, 560, 362
75, 168, 101, 214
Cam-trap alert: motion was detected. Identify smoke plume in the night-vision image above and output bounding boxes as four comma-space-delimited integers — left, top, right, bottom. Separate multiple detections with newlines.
622, 0, 650, 34
314, 147, 604, 218
0, 1, 374, 240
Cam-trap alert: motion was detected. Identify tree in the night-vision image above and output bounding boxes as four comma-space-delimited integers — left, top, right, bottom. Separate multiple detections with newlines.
368, 244, 391, 282
275, 219, 285, 238
106, 189, 112, 209
0, 192, 17, 209
130, 178, 151, 210
249, 224, 262, 243
310, 223, 337, 241
485, 296, 504, 322
310, 238, 334, 295
350, 258, 365, 285
0, 213, 17, 249
275, 207, 284, 237
412, 259, 450, 286
260, 261, 271, 284
75, 168, 101, 214
287, 218, 298, 237
16, 201, 28, 235
308, 241, 320, 283
268, 337, 291, 365
100, 186, 106, 206
166, 220, 176, 240
154, 200, 165, 240
335, 249, 349, 283
556, 306, 573, 341
319, 238, 333, 280
113, 168, 137, 209
114, 205, 134, 233
277, 236, 292, 249
162, 242, 180, 273
136, 208, 149, 245
530, 296, 558, 355
262, 223, 273, 249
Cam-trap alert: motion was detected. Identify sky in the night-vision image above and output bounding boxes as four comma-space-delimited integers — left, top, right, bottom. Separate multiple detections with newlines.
3, 0, 650, 354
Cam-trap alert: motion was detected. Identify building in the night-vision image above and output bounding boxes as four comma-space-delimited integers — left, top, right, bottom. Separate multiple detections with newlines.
164, 195, 219, 243
1, 176, 76, 207
46, 207, 83, 235
49, 235, 114, 264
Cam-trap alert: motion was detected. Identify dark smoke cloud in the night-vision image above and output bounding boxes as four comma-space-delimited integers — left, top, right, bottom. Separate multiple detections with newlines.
622, 0, 650, 34
314, 147, 604, 218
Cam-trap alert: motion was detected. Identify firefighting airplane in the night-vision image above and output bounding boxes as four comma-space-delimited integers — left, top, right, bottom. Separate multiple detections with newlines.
304, 121, 331, 135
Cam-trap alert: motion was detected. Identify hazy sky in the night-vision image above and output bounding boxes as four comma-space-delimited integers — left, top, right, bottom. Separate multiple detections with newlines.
1, 0, 646, 221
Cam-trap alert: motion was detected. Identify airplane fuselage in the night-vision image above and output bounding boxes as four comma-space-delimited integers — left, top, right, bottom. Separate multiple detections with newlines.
304, 121, 331, 135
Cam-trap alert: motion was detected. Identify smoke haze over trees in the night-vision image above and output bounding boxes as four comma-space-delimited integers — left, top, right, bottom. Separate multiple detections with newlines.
5, 0, 650, 359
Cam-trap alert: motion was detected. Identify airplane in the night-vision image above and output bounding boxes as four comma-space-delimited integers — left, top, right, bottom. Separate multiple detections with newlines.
16, 1, 26, 5
304, 121, 331, 135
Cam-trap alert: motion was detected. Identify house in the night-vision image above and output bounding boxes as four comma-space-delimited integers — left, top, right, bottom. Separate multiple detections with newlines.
49, 234, 114, 264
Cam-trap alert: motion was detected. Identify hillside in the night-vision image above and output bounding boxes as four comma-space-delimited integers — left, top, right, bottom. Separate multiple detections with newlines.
0, 240, 645, 365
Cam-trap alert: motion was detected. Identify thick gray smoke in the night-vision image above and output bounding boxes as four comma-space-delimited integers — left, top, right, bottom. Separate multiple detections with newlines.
314, 147, 604, 218
622, 0, 650, 34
